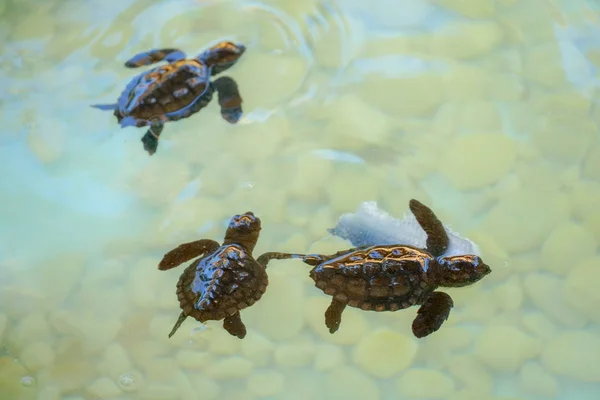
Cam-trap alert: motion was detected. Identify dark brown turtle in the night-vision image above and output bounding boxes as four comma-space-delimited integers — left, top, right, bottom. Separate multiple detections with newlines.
158, 211, 284, 339
91, 41, 246, 155
259, 199, 492, 338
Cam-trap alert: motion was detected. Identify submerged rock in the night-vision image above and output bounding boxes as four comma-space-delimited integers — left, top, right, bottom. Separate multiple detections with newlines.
328, 201, 481, 257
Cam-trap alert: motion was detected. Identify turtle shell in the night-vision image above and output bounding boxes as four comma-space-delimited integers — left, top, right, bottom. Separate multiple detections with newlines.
176, 244, 268, 322
115, 59, 213, 126
310, 245, 434, 312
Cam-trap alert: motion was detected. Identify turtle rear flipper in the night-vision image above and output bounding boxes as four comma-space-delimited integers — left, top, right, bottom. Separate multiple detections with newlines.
141, 123, 164, 156
125, 49, 187, 68
324, 298, 347, 334
159, 239, 221, 271
409, 199, 449, 257
222, 311, 247, 339
168, 311, 188, 338
213, 76, 243, 124
412, 291, 454, 338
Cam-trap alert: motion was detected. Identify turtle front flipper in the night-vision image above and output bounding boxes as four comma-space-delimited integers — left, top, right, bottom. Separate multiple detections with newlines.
159, 239, 221, 271
409, 199, 449, 257
412, 291, 454, 338
125, 48, 187, 68
324, 298, 347, 334
212, 76, 243, 124
223, 311, 247, 339
141, 123, 164, 156
256, 252, 305, 268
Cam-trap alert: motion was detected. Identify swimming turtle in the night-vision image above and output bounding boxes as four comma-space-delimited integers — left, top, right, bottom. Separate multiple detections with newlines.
91, 41, 246, 155
259, 199, 492, 338
158, 211, 282, 339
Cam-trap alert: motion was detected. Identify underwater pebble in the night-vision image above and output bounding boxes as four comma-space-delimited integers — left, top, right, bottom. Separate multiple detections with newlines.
519, 361, 558, 397
582, 141, 600, 181
323, 94, 392, 148
440, 133, 517, 190
447, 355, 493, 394
325, 366, 380, 400
136, 384, 179, 400
0, 313, 6, 341
186, 373, 221, 400
203, 357, 254, 380
325, 166, 381, 213
240, 332, 273, 366
475, 325, 540, 372
531, 116, 595, 165
131, 158, 192, 207
360, 74, 443, 116
86, 376, 122, 398
305, 297, 369, 345
175, 349, 213, 370
313, 343, 345, 372
564, 257, 600, 323
570, 182, 600, 242
223, 114, 291, 161
12, 12, 56, 40
524, 272, 587, 328
244, 268, 305, 341
541, 330, 600, 382
482, 188, 570, 253
25, 118, 68, 164
540, 222, 596, 275
206, 329, 242, 355
36, 386, 61, 400
129, 340, 171, 372
459, 100, 503, 131
431, 21, 504, 59
397, 368, 456, 398
520, 312, 558, 342
9, 312, 52, 350
19, 341, 55, 371
522, 43, 566, 87
437, 0, 495, 18
236, 53, 307, 108
274, 337, 316, 368
441, 65, 489, 102
289, 154, 334, 201
246, 371, 285, 397
492, 276, 524, 312
100, 343, 134, 380
353, 329, 418, 378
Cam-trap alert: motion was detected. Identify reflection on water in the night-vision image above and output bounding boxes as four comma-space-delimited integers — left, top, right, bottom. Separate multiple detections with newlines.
1, 0, 600, 399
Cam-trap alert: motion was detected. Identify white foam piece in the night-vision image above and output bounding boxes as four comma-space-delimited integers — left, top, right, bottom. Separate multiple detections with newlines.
329, 201, 481, 257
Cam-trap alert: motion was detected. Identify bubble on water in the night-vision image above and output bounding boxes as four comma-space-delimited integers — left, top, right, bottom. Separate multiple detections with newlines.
117, 371, 143, 392
20, 375, 35, 387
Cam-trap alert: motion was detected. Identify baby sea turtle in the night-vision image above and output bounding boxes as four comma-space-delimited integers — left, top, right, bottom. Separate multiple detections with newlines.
260, 199, 491, 338
91, 41, 246, 155
158, 212, 281, 339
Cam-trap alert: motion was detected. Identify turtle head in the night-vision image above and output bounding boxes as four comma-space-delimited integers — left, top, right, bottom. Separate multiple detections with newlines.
435, 254, 491, 287
223, 211, 261, 251
200, 41, 246, 76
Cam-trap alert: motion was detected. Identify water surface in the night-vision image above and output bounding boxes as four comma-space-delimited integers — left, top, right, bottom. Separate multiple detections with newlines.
1, 0, 600, 399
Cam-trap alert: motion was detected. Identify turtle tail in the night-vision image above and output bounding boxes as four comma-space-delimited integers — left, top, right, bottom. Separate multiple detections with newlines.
90, 103, 118, 111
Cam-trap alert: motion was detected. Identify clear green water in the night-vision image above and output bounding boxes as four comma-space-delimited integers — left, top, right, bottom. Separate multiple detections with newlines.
1, 0, 600, 399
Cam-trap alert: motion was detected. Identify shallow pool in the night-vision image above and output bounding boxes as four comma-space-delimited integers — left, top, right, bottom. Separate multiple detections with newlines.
1, 0, 600, 399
